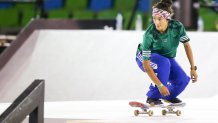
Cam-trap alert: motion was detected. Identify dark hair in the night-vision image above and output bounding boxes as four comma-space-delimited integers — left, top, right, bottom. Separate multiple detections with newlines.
153, 0, 174, 15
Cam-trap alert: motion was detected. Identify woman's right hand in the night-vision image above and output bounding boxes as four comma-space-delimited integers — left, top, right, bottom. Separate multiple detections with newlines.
159, 86, 170, 97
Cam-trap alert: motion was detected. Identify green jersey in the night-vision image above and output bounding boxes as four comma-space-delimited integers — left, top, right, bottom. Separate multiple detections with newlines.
140, 19, 190, 60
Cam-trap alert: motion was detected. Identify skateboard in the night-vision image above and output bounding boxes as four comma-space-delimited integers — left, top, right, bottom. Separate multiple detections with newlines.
129, 101, 186, 116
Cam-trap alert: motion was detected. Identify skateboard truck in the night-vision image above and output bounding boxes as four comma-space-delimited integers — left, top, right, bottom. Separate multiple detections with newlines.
134, 108, 154, 116
162, 106, 181, 116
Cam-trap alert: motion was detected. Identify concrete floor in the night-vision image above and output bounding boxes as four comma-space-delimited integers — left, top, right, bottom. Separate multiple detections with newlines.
1, 97, 218, 123
1, 30, 218, 122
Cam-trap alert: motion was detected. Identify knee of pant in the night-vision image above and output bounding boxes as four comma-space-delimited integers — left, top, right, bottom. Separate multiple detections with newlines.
136, 57, 145, 72
161, 59, 170, 68
157, 57, 170, 69
151, 54, 170, 68
184, 76, 190, 86
179, 75, 190, 87
170, 75, 190, 87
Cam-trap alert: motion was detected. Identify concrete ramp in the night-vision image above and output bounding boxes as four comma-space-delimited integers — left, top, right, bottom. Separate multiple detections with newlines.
0, 20, 218, 103
0, 30, 148, 102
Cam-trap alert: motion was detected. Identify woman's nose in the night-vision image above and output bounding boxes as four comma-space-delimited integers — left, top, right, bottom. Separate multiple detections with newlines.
155, 20, 160, 25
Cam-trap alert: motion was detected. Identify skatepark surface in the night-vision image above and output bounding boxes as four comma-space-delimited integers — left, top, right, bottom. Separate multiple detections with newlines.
0, 30, 218, 123
0, 97, 218, 123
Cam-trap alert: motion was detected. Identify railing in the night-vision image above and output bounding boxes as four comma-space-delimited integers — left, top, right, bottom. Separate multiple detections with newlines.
0, 79, 45, 123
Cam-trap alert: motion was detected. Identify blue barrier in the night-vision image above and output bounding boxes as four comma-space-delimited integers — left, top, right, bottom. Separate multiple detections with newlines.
0, 3, 14, 9
138, 0, 151, 12
44, 0, 63, 10
89, 0, 113, 12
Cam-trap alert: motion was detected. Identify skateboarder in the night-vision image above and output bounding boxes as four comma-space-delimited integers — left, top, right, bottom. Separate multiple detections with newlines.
136, 0, 198, 105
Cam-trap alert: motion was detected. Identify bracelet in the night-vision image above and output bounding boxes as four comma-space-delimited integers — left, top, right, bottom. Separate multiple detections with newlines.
157, 83, 164, 89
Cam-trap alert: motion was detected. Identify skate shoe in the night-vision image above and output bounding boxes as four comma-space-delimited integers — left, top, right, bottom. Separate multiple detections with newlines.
146, 97, 163, 106
164, 98, 182, 104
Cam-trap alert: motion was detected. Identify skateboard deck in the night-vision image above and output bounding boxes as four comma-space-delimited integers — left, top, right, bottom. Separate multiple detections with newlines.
129, 101, 186, 116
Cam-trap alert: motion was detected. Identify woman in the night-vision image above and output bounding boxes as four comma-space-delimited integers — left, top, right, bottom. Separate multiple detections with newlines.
136, 0, 198, 105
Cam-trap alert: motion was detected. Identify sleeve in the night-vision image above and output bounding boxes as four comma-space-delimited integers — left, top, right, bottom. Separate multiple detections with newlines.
142, 35, 152, 60
179, 22, 190, 43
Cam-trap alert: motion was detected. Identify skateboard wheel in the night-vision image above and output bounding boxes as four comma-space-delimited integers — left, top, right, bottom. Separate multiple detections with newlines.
134, 110, 139, 116
176, 110, 181, 116
162, 109, 167, 116
148, 110, 153, 116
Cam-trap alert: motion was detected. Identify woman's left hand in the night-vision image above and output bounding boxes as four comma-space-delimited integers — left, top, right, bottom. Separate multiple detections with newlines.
190, 70, 198, 83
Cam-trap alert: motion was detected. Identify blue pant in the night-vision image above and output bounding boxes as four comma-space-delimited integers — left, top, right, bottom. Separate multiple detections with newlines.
136, 52, 190, 100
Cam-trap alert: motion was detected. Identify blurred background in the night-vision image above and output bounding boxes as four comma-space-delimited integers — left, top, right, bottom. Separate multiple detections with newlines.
0, 0, 217, 53
0, 0, 217, 33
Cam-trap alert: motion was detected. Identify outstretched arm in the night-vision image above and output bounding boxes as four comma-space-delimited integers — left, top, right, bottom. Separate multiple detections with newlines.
183, 42, 198, 83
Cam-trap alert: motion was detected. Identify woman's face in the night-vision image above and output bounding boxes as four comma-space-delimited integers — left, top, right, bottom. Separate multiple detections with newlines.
153, 15, 168, 33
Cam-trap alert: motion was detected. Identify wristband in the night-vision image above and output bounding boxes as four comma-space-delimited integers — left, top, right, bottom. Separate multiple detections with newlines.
157, 83, 164, 89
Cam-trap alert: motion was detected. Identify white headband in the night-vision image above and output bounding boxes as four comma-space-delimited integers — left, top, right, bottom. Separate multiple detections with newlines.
152, 8, 172, 20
